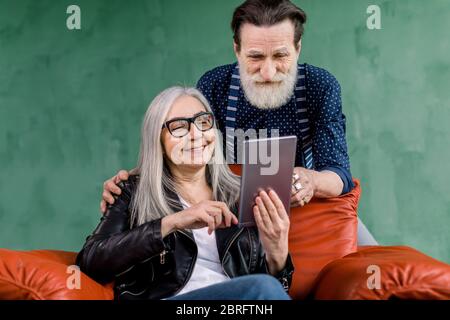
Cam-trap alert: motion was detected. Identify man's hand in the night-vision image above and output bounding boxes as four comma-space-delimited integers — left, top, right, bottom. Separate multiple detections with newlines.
291, 168, 345, 204
100, 170, 130, 214
291, 167, 315, 207
253, 190, 290, 275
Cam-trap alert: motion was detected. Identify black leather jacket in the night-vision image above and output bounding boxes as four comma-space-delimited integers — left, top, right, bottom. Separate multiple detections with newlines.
76, 175, 294, 300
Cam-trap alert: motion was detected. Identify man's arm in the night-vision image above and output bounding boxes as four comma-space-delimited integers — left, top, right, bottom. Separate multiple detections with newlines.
312, 69, 354, 195
291, 68, 353, 206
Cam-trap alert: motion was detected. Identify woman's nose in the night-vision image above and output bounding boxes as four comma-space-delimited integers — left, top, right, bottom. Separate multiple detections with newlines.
189, 122, 203, 139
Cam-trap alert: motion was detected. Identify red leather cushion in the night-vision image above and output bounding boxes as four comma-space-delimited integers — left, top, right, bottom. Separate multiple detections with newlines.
228, 164, 360, 299
0, 249, 113, 300
313, 246, 450, 299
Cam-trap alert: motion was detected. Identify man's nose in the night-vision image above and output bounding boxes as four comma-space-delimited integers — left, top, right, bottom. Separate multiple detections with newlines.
260, 60, 277, 82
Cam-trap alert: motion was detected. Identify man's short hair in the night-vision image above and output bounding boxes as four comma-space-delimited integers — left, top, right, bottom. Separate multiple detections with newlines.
231, 0, 307, 51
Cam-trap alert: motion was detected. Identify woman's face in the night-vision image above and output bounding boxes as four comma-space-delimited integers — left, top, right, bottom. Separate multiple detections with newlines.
161, 95, 216, 169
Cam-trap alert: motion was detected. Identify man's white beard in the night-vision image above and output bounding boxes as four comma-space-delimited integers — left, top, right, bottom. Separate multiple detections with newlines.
239, 63, 297, 110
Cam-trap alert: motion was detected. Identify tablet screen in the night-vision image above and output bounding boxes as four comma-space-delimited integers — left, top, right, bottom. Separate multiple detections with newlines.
238, 136, 297, 227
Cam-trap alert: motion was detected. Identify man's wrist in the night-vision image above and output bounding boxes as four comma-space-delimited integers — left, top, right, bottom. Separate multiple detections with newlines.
308, 168, 318, 195
311, 169, 343, 198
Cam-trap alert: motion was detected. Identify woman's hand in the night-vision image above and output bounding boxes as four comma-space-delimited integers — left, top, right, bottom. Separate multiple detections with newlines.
162, 200, 238, 237
253, 190, 290, 275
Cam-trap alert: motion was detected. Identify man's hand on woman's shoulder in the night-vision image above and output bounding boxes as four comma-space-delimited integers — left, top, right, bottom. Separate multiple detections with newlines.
100, 170, 130, 214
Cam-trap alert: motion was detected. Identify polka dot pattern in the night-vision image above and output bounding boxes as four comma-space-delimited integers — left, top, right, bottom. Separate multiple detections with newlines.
196, 63, 354, 193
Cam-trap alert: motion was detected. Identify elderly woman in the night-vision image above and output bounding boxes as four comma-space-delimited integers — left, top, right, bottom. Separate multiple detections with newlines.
76, 87, 294, 300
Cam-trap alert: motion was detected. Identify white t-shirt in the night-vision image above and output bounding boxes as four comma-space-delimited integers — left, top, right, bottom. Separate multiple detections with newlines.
171, 196, 230, 297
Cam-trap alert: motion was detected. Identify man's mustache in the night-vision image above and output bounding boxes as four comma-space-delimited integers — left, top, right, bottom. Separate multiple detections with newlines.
249, 72, 288, 84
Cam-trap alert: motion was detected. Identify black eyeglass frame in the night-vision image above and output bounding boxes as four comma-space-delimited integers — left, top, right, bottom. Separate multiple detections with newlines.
161, 111, 215, 137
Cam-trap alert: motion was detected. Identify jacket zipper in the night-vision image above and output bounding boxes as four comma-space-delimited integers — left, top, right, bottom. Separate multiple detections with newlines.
115, 238, 171, 278
117, 247, 168, 297
169, 230, 198, 297
160, 250, 167, 264
221, 228, 244, 278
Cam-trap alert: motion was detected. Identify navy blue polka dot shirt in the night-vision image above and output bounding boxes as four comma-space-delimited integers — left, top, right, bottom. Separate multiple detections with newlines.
197, 63, 354, 194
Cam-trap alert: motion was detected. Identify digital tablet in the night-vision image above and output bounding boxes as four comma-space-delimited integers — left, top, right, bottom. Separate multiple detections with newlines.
238, 136, 297, 227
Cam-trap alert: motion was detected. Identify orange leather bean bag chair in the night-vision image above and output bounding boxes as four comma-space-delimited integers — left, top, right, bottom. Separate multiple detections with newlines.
1, 165, 449, 299
313, 246, 450, 299
0, 249, 112, 300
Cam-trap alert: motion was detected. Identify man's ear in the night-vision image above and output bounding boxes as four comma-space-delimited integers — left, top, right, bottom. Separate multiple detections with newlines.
296, 39, 302, 56
233, 41, 240, 58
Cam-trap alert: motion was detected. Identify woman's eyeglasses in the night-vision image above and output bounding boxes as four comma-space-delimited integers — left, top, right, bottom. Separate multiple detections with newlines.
162, 112, 215, 138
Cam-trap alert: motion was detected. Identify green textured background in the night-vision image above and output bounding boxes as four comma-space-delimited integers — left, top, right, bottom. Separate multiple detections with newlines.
0, 0, 449, 263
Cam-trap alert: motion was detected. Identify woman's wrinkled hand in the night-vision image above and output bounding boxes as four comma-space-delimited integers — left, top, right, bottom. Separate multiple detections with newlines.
253, 189, 290, 275
162, 200, 238, 237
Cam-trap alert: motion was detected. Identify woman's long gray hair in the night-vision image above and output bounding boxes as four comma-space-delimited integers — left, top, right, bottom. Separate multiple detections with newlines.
130, 86, 240, 227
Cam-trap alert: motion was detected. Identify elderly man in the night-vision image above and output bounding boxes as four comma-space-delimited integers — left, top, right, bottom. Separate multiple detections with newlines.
100, 0, 377, 245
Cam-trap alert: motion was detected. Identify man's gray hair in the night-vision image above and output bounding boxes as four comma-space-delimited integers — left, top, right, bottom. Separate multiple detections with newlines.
231, 0, 307, 51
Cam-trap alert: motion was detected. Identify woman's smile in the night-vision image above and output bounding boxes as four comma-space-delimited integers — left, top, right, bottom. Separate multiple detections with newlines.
184, 145, 206, 152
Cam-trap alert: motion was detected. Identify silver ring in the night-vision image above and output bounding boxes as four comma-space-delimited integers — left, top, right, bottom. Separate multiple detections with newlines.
293, 182, 303, 192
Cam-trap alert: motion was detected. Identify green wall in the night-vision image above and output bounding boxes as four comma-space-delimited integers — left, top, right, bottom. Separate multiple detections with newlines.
1, 0, 449, 263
